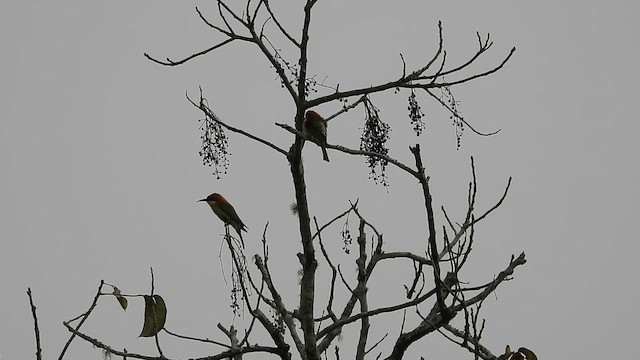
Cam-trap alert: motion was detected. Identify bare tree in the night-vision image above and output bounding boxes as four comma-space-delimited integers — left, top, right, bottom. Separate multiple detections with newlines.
29, 1, 535, 360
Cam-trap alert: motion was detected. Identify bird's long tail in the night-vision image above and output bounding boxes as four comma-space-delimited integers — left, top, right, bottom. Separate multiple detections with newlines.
321, 144, 330, 162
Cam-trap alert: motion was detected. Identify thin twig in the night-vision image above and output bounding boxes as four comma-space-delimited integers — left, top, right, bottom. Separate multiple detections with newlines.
264, 0, 300, 47
317, 285, 440, 340
365, 333, 388, 356
64, 321, 283, 360
163, 328, 231, 348
324, 95, 368, 122
315, 217, 339, 325
144, 38, 240, 66
276, 122, 418, 177
442, 324, 496, 360
424, 89, 500, 136
311, 200, 358, 240
149, 267, 164, 358
196, 6, 236, 37
190, 89, 288, 156
451, 253, 526, 312
254, 255, 305, 355
59, 280, 105, 360
27, 288, 43, 360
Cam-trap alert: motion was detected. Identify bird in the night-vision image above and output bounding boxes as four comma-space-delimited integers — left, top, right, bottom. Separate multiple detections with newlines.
303, 110, 329, 162
198, 193, 247, 247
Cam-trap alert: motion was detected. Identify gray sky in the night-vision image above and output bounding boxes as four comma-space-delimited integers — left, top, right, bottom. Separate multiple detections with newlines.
1, 1, 639, 359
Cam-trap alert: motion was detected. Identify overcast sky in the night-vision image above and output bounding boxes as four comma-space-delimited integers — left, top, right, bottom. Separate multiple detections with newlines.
1, 1, 639, 359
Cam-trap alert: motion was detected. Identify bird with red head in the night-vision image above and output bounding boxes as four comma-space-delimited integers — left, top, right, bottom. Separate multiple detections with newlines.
304, 110, 329, 162
198, 193, 247, 247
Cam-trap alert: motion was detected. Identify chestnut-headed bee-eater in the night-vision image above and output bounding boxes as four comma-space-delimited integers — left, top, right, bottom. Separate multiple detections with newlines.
304, 110, 329, 162
199, 193, 247, 247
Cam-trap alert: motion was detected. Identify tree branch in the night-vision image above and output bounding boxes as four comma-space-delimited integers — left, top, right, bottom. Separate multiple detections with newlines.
189, 90, 289, 156
276, 122, 419, 177
355, 219, 370, 360
144, 38, 239, 66
311, 200, 358, 240
438, 159, 512, 260
418, 47, 517, 87
385, 273, 457, 360
264, 0, 300, 47
410, 144, 447, 313
306, 26, 515, 110
378, 252, 433, 266
196, 6, 239, 38
315, 217, 339, 327
424, 89, 500, 136
442, 324, 496, 360
255, 256, 306, 356
59, 281, 104, 360
163, 328, 231, 348
64, 320, 285, 360
27, 288, 43, 360
452, 253, 526, 312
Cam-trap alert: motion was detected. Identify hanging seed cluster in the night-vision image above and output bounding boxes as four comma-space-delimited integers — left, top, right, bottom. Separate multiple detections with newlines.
198, 104, 230, 179
360, 98, 391, 188
441, 85, 464, 149
408, 89, 426, 136
341, 215, 353, 254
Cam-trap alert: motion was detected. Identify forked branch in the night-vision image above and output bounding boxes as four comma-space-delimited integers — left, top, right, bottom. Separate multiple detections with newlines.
307, 22, 515, 109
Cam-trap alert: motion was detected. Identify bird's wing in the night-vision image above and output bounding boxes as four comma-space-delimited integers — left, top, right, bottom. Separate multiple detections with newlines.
222, 203, 247, 230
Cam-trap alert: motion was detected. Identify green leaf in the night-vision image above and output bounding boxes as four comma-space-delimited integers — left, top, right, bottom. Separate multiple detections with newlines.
153, 295, 167, 330
112, 287, 128, 311
139, 295, 167, 337
139, 296, 155, 337
517, 347, 537, 360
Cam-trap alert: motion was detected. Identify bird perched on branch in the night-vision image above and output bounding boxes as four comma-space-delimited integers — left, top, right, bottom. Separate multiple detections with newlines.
304, 110, 329, 162
198, 193, 247, 247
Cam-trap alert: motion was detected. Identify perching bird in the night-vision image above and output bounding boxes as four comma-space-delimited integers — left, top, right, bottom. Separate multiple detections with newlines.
199, 193, 247, 247
304, 110, 329, 162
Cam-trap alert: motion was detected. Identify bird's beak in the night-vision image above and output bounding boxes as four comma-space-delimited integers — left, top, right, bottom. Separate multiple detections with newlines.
197, 198, 207, 202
